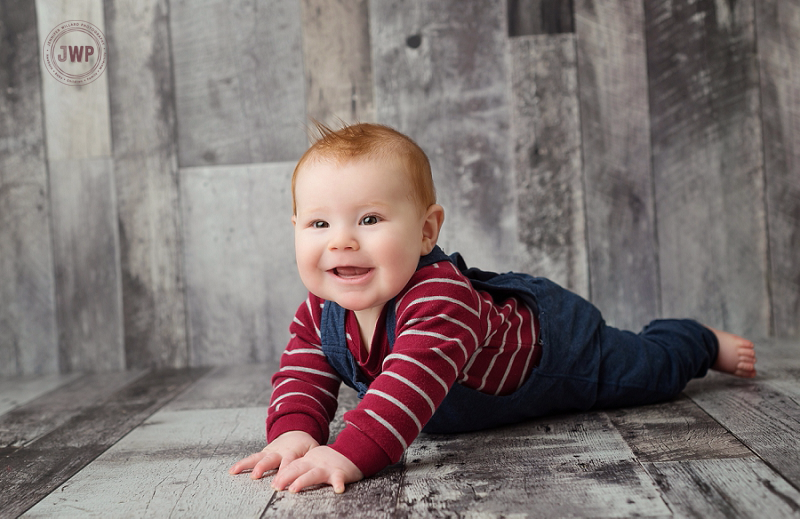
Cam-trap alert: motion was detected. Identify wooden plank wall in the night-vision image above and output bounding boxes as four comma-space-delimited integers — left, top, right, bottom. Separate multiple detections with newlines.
646, 0, 770, 337
0, 0, 798, 375
757, 0, 800, 338
105, 0, 187, 369
0, 0, 58, 375
372, 0, 518, 272
34, 0, 124, 373
510, 33, 588, 297
576, 0, 661, 328
180, 162, 303, 366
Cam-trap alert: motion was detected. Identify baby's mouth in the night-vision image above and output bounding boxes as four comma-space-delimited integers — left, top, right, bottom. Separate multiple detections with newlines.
333, 266, 372, 278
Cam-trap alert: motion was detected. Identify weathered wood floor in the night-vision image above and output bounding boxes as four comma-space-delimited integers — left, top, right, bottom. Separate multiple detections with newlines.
2, 338, 800, 518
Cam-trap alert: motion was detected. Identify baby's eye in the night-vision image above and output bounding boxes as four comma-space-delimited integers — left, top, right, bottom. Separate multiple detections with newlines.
360, 215, 381, 226
311, 220, 328, 229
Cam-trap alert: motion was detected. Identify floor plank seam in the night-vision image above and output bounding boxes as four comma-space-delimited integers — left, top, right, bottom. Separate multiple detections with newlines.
391, 452, 408, 513
261, 490, 279, 518
686, 392, 761, 455
638, 460, 677, 518
687, 387, 800, 499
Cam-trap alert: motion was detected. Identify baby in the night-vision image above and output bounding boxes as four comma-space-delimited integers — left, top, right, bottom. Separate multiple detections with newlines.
230, 123, 756, 494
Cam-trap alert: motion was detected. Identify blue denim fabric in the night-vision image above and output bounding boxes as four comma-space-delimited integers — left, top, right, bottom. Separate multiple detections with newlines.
320, 246, 719, 434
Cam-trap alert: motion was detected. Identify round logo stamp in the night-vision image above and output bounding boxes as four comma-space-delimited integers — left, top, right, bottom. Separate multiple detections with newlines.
42, 20, 107, 86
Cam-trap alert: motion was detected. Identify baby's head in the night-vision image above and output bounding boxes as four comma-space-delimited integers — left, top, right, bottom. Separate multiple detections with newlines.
292, 123, 437, 216
291, 123, 445, 314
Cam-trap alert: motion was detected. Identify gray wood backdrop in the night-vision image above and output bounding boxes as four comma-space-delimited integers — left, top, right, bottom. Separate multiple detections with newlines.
1, 0, 798, 375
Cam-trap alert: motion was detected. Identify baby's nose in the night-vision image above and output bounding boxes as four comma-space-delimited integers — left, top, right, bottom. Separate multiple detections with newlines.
329, 229, 359, 251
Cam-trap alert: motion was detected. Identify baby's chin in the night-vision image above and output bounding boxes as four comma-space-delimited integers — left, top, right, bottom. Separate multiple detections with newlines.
321, 294, 389, 314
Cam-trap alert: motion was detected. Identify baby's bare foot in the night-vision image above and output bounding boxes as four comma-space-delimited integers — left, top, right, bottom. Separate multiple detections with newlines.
708, 327, 757, 378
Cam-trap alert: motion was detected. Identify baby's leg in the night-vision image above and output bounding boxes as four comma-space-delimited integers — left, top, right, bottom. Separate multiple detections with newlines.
707, 327, 757, 378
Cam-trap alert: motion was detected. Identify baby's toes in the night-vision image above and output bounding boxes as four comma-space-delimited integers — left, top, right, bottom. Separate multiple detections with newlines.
736, 361, 756, 377
738, 351, 756, 362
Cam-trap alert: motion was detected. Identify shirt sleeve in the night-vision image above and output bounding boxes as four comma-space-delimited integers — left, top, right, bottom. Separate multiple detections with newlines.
329, 263, 484, 476
266, 295, 342, 445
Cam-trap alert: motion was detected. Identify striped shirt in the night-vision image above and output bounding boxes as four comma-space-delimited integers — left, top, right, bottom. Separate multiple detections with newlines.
267, 260, 540, 476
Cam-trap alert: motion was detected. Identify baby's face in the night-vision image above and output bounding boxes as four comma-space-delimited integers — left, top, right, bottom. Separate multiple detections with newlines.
293, 157, 429, 315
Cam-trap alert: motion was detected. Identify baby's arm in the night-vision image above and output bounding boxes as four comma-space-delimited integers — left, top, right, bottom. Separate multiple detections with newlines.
231, 295, 362, 492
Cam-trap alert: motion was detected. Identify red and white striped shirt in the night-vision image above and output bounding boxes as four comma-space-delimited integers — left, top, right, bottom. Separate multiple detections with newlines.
267, 260, 540, 476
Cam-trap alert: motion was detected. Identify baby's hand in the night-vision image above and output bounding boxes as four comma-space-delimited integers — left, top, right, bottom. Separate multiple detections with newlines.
272, 445, 363, 494
229, 431, 319, 480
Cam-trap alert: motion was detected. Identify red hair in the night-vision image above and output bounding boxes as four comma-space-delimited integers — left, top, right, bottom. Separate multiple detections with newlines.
292, 122, 436, 214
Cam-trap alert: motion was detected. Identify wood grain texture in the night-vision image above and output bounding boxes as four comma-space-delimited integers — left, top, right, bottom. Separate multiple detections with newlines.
264, 462, 405, 518
685, 372, 800, 489
511, 34, 588, 297
396, 412, 670, 517
645, 0, 770, 337
23, 390, 367, 518
0, 368, 208, 517
0, 373, 79, 417
0, 370, 144, 450
169, 0, 307, 167
756, 0, 800, 338
48, 158, 124, 372
180, 162, 307, 366
508, 0, 575, 36
0, 0, 59, 376
575, 0, 660, 330
606, 395, 753, 463
300, 0, 375, 127
162, 362, 277, 412
22, 406, 261, 518
371, 0, 517, 272
646, 458, 800, 518
766, 372, 800, 408
105, 0, 188, 369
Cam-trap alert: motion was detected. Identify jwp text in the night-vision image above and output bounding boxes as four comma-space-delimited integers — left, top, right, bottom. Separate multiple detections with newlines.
58, 45, 94, 62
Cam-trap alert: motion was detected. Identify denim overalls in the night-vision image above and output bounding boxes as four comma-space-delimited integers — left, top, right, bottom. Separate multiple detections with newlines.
320, 246, 718, 434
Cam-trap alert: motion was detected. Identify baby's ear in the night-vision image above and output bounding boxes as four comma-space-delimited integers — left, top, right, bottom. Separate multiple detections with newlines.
421, 204, 445, 254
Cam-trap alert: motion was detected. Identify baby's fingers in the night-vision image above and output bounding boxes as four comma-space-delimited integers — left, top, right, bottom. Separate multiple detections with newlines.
282, 466, 328, 493
329, 472, 347, 494
288, 469, 347, 494
250, 451, 284, 479
272, 459, 310, 492
275, 464, 347, 494
229, 452, 263, 474
228, 451, 280, 479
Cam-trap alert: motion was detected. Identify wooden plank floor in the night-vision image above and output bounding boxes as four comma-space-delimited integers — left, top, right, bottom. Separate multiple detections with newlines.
2, 338, 800, 518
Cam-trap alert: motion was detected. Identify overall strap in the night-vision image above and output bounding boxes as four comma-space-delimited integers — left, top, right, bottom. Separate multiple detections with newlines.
386, 300, 397, 351
320, 300, 371, 398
